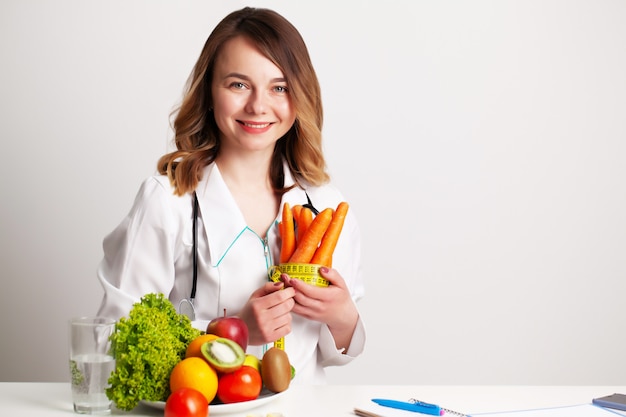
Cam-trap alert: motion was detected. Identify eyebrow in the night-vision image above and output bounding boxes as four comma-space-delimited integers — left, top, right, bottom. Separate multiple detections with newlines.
224, 72, 287, 83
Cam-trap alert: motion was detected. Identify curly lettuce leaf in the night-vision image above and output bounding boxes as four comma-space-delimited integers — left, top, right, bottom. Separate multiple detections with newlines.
106, 293, 201, 411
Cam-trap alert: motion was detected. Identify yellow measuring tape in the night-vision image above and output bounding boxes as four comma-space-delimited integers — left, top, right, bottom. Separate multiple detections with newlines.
268, 263, 329, 350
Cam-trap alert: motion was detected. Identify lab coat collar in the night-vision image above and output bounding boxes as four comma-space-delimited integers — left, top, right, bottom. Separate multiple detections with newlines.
194, 162, 309, 267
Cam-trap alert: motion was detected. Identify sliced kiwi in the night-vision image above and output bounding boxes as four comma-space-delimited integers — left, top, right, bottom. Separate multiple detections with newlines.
200, 337, 245, 373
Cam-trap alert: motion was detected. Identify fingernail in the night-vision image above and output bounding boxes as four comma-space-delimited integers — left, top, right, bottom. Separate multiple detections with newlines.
320, 266, 329, 274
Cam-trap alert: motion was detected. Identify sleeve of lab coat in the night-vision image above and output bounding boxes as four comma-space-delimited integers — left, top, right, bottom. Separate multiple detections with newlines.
96, 177, 180, 320
316, 205, 367, 366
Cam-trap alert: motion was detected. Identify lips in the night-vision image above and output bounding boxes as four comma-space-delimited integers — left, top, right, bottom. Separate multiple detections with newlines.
238, 120, 273, 133
241, 121, 270, 128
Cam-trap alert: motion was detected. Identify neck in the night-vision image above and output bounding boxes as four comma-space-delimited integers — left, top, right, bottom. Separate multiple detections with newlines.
216, 154, 273, 192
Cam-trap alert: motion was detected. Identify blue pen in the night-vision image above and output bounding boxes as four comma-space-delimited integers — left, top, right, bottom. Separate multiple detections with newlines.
372, 398, 444, 416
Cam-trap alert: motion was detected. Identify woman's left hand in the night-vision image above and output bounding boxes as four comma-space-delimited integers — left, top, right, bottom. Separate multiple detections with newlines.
281, 267, 358, 351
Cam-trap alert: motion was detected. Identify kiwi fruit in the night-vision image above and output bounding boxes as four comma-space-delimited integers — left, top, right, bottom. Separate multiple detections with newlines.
261, 347, 291, 393
200, 337, 245, 373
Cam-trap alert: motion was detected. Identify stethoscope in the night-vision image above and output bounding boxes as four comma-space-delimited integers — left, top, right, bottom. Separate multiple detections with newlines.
178, 192, 201, 320
178, 191, 319, 321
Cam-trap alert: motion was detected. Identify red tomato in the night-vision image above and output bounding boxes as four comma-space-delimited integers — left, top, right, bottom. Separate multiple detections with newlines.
217, 366, 263, 404
165, 388, 208, 417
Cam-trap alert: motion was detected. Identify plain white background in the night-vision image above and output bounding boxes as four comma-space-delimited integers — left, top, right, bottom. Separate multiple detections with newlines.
1, 0, 625, 385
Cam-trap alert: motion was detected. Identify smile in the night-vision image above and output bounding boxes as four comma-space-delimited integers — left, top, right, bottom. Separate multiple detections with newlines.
240, 121, 271, 129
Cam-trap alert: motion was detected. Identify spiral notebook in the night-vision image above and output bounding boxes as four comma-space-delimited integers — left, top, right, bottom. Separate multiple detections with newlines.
471, 403, 626, 416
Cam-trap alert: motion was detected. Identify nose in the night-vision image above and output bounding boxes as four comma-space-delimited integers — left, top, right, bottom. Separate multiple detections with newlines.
245, 90, 267, 114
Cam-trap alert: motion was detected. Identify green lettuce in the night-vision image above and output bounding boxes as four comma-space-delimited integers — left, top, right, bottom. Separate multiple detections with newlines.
106, 293, 201, 411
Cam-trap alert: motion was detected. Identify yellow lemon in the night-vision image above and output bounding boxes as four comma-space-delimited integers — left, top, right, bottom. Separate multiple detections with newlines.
243, 354, 261, 372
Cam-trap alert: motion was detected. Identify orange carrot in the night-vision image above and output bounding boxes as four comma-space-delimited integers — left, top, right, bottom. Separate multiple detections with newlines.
292, 205, 303, 223
291, 205, 303, 244
311, 202, 349, 267
280, 203, 296, 263
297, 207, 313, 245
288, 208, 333, 263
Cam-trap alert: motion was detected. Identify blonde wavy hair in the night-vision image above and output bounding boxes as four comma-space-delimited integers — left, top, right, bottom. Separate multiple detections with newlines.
158, 7, 329, 196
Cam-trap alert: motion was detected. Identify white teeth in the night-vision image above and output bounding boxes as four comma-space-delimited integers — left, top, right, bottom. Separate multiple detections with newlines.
243, 122, 270, 128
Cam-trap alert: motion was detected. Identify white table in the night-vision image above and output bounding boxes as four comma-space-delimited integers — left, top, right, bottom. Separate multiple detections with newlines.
1, 383, 625, 416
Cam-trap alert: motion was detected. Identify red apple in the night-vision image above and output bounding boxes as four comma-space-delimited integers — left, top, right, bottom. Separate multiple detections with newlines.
206, 309, 249, 351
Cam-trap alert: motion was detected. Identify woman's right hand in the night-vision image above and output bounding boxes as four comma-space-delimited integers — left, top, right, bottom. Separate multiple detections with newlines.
237, 281, 296, 346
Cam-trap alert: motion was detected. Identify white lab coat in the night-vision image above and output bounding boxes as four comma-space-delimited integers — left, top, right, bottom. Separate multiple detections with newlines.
97, 162, 366, 384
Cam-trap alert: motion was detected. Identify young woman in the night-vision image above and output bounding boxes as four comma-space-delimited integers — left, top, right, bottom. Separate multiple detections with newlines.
97, 7, 365, 384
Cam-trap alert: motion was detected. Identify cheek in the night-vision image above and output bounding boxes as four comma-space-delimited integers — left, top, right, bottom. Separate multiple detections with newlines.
212, 97, 241, 131
211, 106, 227, 132
278, 101, 296, 125
213, 94, 239, 116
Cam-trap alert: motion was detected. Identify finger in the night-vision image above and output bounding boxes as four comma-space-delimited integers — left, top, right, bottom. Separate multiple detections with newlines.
267, 296, 295, 319
258, 285, 296, 313
265, 315, 293, 341
248, 283, 294, 315
318, 266, 348, 289
290, 295, 324, 320
253, 281, 285, 298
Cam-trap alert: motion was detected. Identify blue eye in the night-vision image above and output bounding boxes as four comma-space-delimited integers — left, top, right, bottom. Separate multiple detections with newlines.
230, 82, 247, 89
273, 86, 289, 93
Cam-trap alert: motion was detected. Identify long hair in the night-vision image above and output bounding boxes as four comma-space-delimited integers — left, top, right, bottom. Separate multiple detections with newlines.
158, 7, 329, 196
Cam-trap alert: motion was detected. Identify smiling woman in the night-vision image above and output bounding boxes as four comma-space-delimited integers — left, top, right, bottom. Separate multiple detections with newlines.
95, 6, 366, 387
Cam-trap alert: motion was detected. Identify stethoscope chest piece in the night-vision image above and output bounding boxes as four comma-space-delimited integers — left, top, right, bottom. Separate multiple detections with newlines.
179, 298, 196, 321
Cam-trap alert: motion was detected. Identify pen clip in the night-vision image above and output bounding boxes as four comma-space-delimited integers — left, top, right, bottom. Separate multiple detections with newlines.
410, 398, 443, 409
410, 398, 470, 417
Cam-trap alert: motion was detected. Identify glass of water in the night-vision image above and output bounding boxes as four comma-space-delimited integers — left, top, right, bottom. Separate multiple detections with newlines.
68, 317, 116, 414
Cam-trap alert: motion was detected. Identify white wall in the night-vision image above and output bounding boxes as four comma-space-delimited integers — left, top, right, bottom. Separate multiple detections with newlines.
1, 0, 625, 384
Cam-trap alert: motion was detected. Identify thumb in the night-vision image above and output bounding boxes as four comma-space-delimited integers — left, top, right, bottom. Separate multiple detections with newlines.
319, 266, 347, 289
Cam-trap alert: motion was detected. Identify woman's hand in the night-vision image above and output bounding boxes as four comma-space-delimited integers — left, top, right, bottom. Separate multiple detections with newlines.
238, 281, 296, 346
281, 267, 358, 352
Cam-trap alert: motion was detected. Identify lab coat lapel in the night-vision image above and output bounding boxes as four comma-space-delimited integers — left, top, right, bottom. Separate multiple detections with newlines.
194, 164, 249, 267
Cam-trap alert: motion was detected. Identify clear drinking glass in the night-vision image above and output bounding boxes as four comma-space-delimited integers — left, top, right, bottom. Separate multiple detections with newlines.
68, 317, 116, 414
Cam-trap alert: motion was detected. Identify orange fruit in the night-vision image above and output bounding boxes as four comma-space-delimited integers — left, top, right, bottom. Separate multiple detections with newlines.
170, 357, 218, 404
186, 334, 220, 359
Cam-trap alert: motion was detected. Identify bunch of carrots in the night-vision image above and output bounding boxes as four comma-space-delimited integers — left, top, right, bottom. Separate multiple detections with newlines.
278, 201, 349, 267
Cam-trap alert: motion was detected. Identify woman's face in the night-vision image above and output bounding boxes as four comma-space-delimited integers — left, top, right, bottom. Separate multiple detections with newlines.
211, 36, 296, 154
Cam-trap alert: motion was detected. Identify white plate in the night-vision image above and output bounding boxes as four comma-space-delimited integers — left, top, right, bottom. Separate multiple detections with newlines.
140, 389, 286, 415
